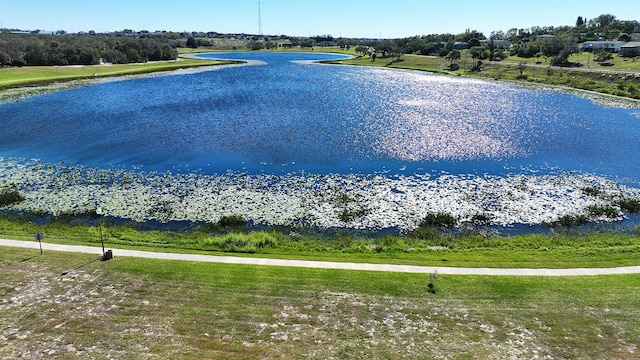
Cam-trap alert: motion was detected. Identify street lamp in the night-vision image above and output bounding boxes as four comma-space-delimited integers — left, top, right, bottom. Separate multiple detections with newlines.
96, 206, 112, 260
96, 206, 105, 257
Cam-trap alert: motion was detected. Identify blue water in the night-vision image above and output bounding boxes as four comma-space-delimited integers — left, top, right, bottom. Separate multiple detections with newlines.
1, 52, 639, 184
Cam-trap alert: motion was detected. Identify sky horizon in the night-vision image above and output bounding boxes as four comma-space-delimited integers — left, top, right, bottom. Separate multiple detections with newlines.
2, 0, 638, 39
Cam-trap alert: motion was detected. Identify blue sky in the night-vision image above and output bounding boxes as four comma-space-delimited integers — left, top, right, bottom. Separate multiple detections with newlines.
2, 0, 638, 38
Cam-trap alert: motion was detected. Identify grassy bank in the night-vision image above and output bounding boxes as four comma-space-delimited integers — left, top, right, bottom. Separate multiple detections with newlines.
1, 216, 639, 269
1, 246, 638, 359
333, 54, 640, 100
0, 57, 235, 89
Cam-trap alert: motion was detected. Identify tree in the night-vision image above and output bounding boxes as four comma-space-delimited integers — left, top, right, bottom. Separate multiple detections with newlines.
517, 62, 527, 79
594, 50, 613, 64
589, 14, 617, 29
467, 38, 481, 48
469, 46, 483, 71
248, 40, 265, 50
445, 49, 460, 69
186, 36, 197, 49
355, 45, 368, 56
576, 16, 585, 27
619, 33, 631, 42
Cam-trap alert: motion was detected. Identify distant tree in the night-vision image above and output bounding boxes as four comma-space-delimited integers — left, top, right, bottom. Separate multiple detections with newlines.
196, 39, 212, 47
355, 45, 368, 56
186, 36, 197, 48
594, 50, 613, 64
517, 62, 527, 78
619, 33, 631, 42
469, 46, 483, 71
467, 38, 481, 47
589, 14, 617, 29
248, 40, 265, 50
550, 46, 573, 66
490, 30, 505, 40
540, 37, 565, 57
576, 16, 585, 27
445, 49, 460, 69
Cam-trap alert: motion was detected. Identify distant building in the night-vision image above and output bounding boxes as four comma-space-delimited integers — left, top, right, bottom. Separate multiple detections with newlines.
630, 33, 640, 41
620, 42, 640, 57
581, 41, 626, 53
480, 39, 510, 48
535, 34, 555, 41
453, 42, 468, 50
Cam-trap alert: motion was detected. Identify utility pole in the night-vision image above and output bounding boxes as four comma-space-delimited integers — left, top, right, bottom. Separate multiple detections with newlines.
258, 1, 263, 35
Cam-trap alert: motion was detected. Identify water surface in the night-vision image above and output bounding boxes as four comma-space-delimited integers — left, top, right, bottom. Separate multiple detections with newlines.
1, 52, 639, 185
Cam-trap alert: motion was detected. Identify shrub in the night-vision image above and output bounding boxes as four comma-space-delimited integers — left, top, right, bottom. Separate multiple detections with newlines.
408, 227, 441, 241
0, 190, 26, 207
617, 198, 640, 214
217, 232, 278, 253
552, 214, 590, 227
427, 272, 438, 294
581, 186, 602, 197
587, 205, 619, 219
217, 215, 246, 228
419, 212, 457, 228
470, 213, 493, 226
338, 208, 368, 223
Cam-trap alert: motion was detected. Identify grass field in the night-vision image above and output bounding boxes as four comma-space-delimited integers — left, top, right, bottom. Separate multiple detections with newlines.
333, 53, 640, 100
1, 246, 639, 359
0, 58, 233, 89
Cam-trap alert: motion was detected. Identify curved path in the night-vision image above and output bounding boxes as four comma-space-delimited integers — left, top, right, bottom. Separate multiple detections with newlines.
2, 238, 640, 276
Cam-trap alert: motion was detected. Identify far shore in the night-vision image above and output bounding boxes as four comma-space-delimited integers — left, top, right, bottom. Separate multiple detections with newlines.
2, 48, 640, 102
0, 56, 238, 91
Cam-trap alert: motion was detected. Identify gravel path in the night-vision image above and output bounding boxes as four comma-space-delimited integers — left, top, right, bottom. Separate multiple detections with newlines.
2, 238, 640, 276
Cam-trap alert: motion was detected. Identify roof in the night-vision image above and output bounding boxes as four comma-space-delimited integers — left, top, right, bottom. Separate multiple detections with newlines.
621, 42, 640, 48
582, 41, 626, 45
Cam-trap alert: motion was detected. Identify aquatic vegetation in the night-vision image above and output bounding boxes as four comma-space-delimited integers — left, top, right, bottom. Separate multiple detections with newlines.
617, 198, 640, 214
587, 204, 621, 220
3, 157, 639, 231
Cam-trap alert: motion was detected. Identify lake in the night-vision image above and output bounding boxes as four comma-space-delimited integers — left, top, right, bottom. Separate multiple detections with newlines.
1, 52, 640, 230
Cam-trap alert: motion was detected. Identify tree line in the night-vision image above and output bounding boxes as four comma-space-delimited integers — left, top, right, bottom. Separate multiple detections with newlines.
0, 34, 179, 66
344, 13, 638, 68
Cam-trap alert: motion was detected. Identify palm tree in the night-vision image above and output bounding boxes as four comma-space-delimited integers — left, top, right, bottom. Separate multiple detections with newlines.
445, 49, 461, 69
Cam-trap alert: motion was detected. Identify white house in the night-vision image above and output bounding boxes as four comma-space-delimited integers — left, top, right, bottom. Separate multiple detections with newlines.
581, 41, 626, 53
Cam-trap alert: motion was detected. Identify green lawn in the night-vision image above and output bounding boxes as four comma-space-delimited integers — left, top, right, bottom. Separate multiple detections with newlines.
0, 58, 232, 88
506, 52, 640, 72
1, 246, 638, 359
2, 218, 640, 269
334, 53, 640, 100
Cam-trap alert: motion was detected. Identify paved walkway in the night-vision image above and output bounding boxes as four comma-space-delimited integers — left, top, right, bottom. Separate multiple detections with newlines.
2, 238, 640, 276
